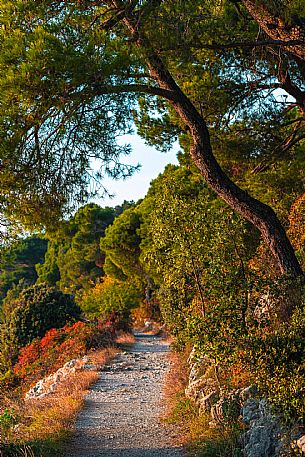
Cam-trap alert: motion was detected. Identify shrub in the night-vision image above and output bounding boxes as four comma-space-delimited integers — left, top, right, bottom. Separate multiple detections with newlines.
80, 276, 141, 321
0, 284, 81, 368
289, 192, 305, 267
0, 408, 17, 444
242, 305, 305, 424
13, 321, 114, 386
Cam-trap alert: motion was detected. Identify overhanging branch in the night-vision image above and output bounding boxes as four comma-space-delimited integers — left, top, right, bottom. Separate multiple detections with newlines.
160, 38, 305, 53
90, 83, 179, 101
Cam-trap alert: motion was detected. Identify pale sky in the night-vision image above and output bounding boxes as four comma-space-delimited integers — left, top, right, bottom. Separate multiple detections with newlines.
94, 134, 179, 207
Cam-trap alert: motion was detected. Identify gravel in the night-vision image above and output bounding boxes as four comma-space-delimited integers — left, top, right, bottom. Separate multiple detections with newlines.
62, 335, 184, 457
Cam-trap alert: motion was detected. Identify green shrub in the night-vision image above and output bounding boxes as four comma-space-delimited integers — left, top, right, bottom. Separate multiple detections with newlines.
0, 284, 81, 368
243, 305, 305, 424
0, 408, 17, 444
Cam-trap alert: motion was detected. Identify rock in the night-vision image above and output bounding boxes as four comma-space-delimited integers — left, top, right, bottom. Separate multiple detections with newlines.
242, 399, 283, 457
297, 435, 305, 453
187, 350, 213, 384
25, 358, 84, 399
198, 390, 218, 414
240, 385, 258, 402
244, 425, 273, 457
242, 398, 260, 425
64, 359, 77, 369
185, 348, 219, 406
210, 392, 241, 423
185, 376, 216, 403
83, 364, 96, 370
184, 346, 294, 457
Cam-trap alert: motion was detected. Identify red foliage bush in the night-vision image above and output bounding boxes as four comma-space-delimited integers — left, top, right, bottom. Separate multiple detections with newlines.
13, 321, 114, 386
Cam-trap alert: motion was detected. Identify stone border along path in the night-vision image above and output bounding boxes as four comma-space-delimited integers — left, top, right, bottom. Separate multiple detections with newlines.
62, 334, 184, 457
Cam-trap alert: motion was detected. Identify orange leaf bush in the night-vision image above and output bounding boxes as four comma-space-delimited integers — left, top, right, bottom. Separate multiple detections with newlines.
14, 321, 114, 388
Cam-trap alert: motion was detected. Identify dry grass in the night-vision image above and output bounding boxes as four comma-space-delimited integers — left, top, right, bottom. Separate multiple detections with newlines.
88, 346, 118, 367
2, 347, 118, 455
115, 331, 136, 344
163, 349, 243, 456
163, 350, 190, 409
162, 348, 195, 446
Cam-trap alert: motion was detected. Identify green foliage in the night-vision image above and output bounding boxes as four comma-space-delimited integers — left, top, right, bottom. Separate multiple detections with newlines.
81, 276, 142, 320
0, 236, 47, 305
0, 1, 139, 228
140, 163, 259, 351
35, 242, 60, 287
243, 303, 305, 424
101, 206, 145, 286
0, 408, 17, 444
0, 0, 304, 232
36, 203, 125, 295
98, 203, 157, 321
0, 283, 81, 369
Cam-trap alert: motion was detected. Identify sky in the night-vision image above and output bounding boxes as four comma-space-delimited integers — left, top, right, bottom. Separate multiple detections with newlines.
94, 134, 180, 207
93, 90, 293, 209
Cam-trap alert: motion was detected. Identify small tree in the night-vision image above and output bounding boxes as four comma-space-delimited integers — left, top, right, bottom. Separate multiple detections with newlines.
81, 276, 141, 321
0, 284, 81, 369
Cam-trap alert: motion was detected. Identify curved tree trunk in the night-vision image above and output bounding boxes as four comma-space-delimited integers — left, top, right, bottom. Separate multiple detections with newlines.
120, 5, 303, 279
242, 0, 305, 61
143, 49, 303, 278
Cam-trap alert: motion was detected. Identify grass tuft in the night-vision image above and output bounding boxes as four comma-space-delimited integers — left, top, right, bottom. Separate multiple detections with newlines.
115, 331, 136, 344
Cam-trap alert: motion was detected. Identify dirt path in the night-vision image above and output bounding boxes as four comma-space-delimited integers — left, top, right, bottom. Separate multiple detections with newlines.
62, 334, 184, 457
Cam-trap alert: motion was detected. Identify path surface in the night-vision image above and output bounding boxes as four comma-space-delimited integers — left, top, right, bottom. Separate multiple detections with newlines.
62, 335, 183, 457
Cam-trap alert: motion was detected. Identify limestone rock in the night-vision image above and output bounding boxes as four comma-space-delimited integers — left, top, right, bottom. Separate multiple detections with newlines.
242, 399, 283, 457
242, 398, 260, 425
25, 358, 83, 399
185, 377, 216, 403
240, 385, 258, 402
244, 425, 273, 457
198, 390, 218, 414
211, 391, 241, 423
185, 348, 218, 405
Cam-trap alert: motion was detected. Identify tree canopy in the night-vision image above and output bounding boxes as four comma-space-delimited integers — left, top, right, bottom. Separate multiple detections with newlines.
0, 1, 304, 276
0, 236, 47, 307
36, 202, 132, 295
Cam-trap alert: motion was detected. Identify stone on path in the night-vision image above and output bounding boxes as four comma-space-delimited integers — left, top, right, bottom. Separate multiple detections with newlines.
62, 335, 183, 457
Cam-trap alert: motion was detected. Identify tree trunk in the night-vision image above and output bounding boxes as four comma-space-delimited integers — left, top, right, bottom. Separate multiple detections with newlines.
121, 8, 303, 279
143, 49, 303, 279
242, 0, 305, 61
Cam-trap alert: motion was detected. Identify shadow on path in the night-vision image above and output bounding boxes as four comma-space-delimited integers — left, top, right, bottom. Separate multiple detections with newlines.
67, 447, 182, 457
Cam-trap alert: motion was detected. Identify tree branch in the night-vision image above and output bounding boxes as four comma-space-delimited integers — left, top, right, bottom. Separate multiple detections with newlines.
90, 82, 180, 101
242, 0, 305, 61
160, 38, 305, 53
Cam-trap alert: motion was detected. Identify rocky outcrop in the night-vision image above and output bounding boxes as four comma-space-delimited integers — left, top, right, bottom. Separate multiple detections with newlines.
25, 358, 88, 399
296, 435, 305, 454
185, 349, 218, 412
242, 398, 283, 457
185, 348, 304, 457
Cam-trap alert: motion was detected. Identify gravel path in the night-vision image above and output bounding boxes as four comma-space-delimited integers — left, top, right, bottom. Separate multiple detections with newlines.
62, 334, 183, 457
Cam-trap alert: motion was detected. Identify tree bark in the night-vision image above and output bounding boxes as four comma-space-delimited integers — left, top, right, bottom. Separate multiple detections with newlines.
242, 0, 305, 61
142, 49, 303, 278
120, 6, 303, 279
